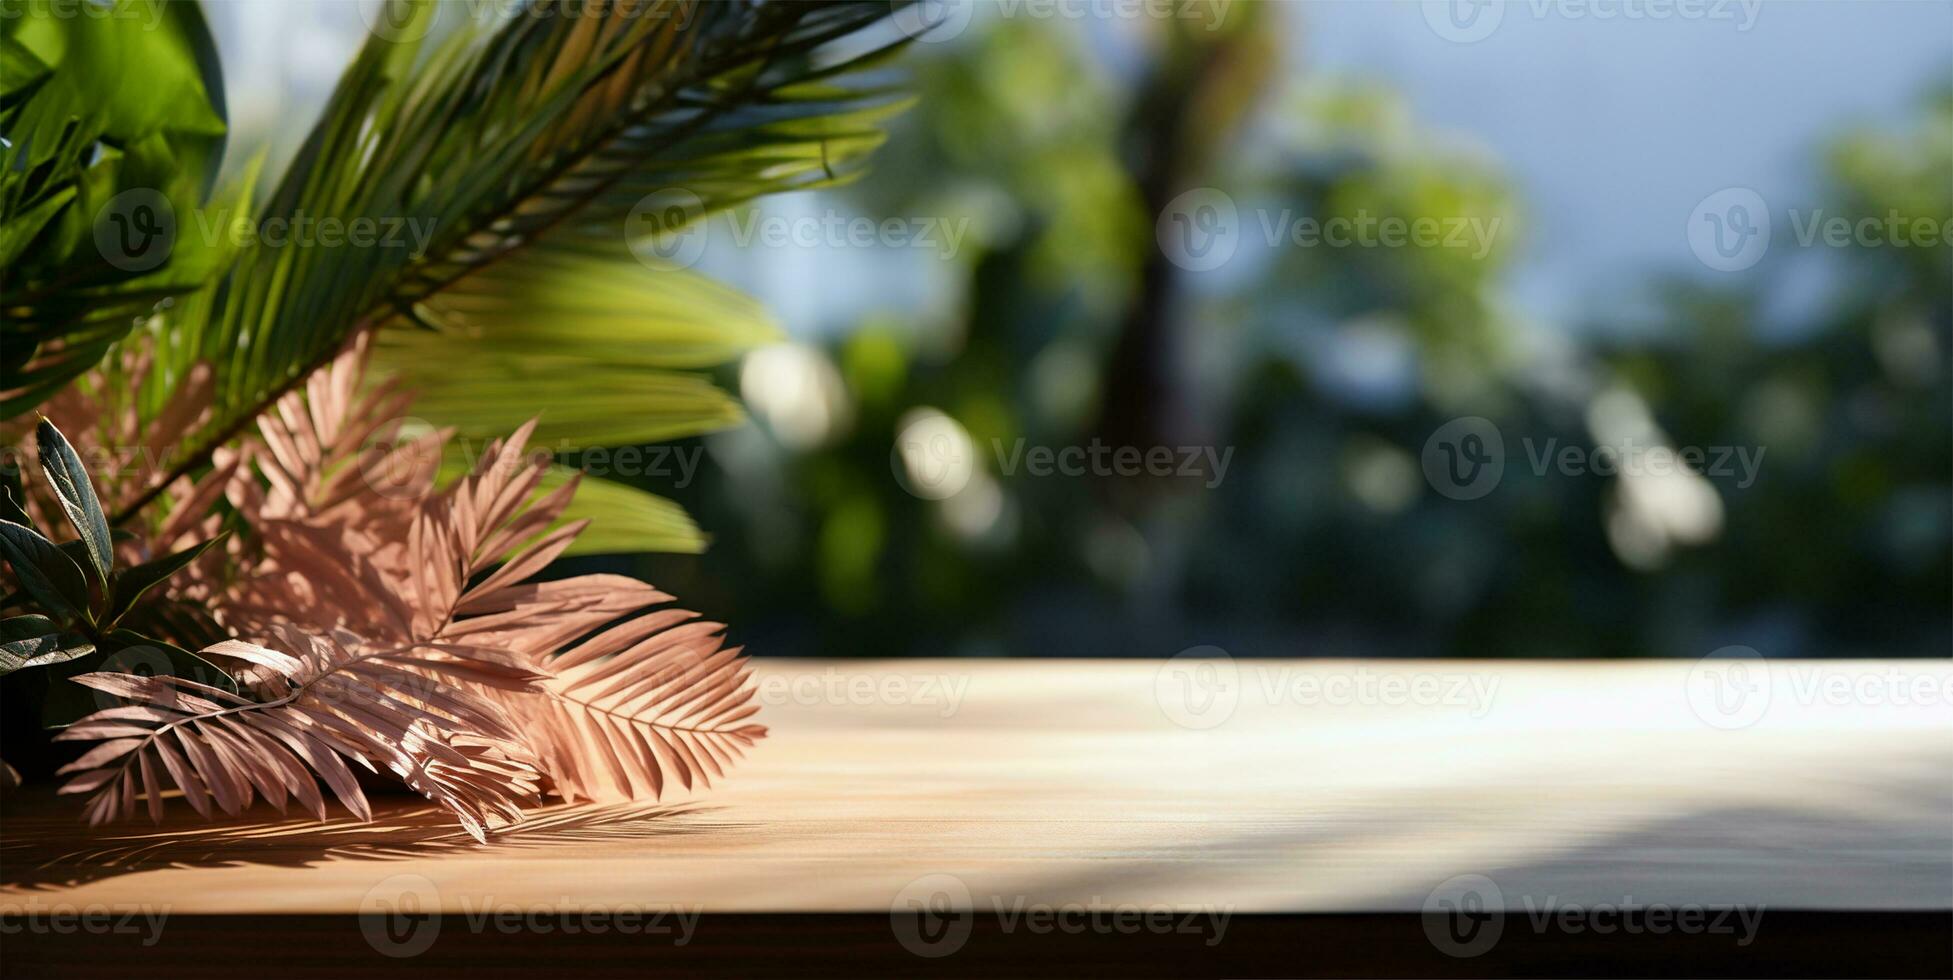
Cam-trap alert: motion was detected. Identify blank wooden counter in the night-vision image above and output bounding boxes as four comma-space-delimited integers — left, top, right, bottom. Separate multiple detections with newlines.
3, 659, 1948, 976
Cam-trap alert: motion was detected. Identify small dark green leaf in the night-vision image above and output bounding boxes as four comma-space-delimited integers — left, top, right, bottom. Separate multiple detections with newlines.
1, 617, 92, 676
106, 533, 225, 623
35, 419, 114, 585
0, 615, 56, 643
0, 519, 91, 623
13, 640, 95, 674
1, 630, 59, 675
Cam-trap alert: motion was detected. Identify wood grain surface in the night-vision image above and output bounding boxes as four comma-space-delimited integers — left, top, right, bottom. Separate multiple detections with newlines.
6, 658, 1948, 915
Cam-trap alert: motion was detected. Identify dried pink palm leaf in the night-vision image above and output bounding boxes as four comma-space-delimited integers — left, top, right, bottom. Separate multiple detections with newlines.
521, 614, 765, 801
55, 626, 546, 841
218, 339, 769, 804
52, 332, 766, 834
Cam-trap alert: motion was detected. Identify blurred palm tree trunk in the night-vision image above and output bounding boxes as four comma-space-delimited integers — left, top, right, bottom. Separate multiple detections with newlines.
1096, 10, 1274, 478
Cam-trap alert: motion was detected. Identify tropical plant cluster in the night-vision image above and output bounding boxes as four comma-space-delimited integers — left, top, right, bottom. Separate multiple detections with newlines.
1, 0, 912, 836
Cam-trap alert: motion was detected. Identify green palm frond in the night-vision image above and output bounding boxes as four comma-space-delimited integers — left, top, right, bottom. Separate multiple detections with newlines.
113, 0, 913, 532
375, 245, 779, 448
432, 458, 709, 557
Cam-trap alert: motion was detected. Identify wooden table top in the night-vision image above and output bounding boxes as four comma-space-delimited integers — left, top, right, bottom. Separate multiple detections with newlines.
4, 658, 1950, 914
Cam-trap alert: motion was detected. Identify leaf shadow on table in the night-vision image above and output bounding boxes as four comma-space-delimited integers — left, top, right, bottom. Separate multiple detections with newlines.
1, 793, 745, 891
1004, 798, 1953, 912
1007, 749, 1953, 911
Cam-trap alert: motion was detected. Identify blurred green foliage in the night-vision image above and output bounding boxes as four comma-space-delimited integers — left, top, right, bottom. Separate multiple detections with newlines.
616, 16, 1948, 661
